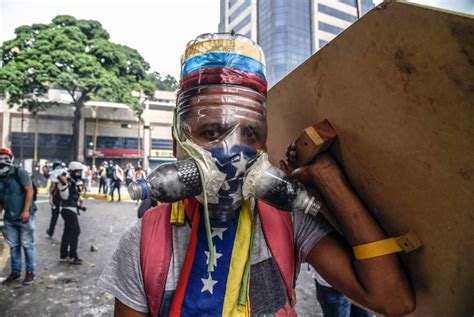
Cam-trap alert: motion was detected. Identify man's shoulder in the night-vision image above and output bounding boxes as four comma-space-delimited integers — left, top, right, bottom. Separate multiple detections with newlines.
16, 167, 31, 180
8, 167, 31, 186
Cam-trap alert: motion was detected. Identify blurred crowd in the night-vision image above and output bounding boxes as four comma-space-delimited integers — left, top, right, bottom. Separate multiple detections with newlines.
40, 160, 148, 200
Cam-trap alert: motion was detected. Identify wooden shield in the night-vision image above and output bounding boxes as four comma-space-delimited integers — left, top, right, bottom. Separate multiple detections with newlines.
266, 2, 474, 316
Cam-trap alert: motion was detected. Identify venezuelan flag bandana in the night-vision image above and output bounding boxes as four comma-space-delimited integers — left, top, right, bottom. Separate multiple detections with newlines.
170, 201, 252, 316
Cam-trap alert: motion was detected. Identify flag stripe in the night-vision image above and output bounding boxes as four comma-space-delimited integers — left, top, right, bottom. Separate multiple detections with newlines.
169, 206, 200, 317
222, 201, 252, 317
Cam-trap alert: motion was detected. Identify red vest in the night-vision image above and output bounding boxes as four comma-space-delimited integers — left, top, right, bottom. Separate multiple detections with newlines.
140, 198, 297, 316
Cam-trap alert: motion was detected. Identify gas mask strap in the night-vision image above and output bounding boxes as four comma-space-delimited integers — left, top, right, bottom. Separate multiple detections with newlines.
172, 110, 215, 273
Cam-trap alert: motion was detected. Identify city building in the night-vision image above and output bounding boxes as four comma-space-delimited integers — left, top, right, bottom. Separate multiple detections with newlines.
0, 89, 176, 172
219, 0, 258, 40
219, 0, 375, 86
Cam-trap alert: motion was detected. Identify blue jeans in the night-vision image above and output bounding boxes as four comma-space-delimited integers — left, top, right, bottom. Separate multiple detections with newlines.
3, 214, 36, 273
316, 281, 374, 317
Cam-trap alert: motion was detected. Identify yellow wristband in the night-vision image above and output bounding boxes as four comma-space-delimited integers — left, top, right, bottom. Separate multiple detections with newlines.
352, 231, 422, 260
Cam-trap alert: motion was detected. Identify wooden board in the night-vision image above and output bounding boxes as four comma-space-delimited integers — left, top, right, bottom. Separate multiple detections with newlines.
266, 1, 474, 316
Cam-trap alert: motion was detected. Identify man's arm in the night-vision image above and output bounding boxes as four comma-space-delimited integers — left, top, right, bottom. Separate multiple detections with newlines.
49, 181, 57, 195
19, 184, 33, 222
290, 154, 415, 315
57, 174, 69, 200
114, 299, 147, 317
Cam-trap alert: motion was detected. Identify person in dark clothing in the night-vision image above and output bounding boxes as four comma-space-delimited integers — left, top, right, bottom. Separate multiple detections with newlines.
98, 161, 108, 195
106, 160, 114, 193
57, 161, 85, 264
109, 163, 123, 202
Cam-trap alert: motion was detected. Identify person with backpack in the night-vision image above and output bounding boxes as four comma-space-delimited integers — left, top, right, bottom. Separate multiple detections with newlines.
98, 34, 414, 316
57, 161, 86, 264
109, 163, 123, 202
46, 161, 66, 238
0, 147, 37, 285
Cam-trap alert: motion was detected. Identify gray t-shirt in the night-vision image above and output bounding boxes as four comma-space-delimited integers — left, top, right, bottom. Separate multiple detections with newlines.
98, 202, 333, 315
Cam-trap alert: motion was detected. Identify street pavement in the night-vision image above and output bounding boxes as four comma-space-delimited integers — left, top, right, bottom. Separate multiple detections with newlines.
0, 193, 322, 316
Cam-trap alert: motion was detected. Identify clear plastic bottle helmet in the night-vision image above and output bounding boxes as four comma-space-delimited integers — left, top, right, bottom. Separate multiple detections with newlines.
177, 32, 268, 153
176, 84, 268, 152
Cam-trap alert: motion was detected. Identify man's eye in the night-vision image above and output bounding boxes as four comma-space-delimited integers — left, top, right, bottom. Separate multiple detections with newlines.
241, 125, 259, 139
202, 128, 221, 140
198, 124, 230, 141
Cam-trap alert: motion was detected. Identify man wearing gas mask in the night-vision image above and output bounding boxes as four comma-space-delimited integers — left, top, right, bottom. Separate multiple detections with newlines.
0, 147, 37, 285
99, 34, 414, 316
57, 161, 86, 264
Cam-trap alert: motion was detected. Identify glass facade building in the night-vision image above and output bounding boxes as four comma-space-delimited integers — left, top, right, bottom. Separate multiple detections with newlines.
219, 0, 257, 40
258, 0, 312, 86
219, 0, 375, 86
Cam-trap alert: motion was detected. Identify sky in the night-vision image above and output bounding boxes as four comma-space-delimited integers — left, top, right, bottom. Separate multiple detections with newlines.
0, 0, 220, 79
1, 0, 473, 80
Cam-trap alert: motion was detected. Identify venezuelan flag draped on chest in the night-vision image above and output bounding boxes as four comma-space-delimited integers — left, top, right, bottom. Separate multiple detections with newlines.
170, 201, 252, 317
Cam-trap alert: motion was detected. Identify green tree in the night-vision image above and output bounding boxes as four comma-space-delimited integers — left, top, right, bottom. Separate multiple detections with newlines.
147, 71, 178, 92
0, 15, 154, 160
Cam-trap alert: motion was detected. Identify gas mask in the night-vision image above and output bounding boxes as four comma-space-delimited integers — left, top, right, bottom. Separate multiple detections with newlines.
71, 170, 82, 181
0, 156, 13, 177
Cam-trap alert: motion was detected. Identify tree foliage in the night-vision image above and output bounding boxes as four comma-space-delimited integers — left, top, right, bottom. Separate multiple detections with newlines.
0, 15, 155, 160
147, 71, 178, 92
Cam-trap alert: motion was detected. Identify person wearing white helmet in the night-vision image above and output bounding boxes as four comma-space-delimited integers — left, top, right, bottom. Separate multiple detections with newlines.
57, 161, 86, 264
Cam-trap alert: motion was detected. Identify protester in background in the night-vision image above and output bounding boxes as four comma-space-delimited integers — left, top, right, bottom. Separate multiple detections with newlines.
91, 164, 98, 187
42, 161, 50, 180
83, 165, 92, 192
106, 160, 114, 195
109, 163, 123, 202
0, 148, 37, 285
98, 162, 108, 195
46, 161, 66, 238
57, 161, 85, 264
124, 163, 134, 187
133, 166, 146, 181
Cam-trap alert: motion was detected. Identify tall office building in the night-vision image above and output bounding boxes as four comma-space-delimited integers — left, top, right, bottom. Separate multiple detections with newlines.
219, 0, 375, 86
219, 0, 258, 40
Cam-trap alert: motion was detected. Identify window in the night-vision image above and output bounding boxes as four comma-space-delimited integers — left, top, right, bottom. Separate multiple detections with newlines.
233, 14, 252, 34
86, 136, 140, 150
11, 132, 72, 161
229, 0, 240, 9
149, 104, 175, 111
151, 138, 173, 150
318, 4, 356, 22
318, 21, 344, 35
229, 0, 251, 23
337, 0, 356, 6
319, 40, 328, 48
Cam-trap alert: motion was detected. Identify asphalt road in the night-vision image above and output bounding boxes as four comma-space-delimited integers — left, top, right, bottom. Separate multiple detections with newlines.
0, 195, 323, 316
